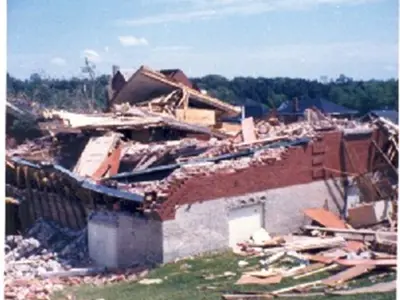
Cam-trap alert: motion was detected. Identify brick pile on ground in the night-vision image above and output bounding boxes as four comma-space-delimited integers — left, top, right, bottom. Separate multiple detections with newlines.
4, 219, 150, 300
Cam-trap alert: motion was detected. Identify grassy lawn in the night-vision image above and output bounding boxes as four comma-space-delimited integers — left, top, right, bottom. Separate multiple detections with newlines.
53, 251, 397, 300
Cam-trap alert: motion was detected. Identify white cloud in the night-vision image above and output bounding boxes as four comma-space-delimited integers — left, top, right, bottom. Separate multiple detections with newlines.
82, 49, 101, 62
104, 46, 109, 53
117, 0, 381, 26
50, 57, 66, 66
118, 36, 149, 46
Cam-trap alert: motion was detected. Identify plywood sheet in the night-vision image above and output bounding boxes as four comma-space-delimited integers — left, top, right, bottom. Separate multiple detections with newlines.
236, 274, 282, 285
303, 208, 347, 229
348, 200, 393, 228
73, 133, 120, 178
322, 265, 374, 286
176, 108, 216, 126
335, 259, 397, 266
241, 117, 256, 143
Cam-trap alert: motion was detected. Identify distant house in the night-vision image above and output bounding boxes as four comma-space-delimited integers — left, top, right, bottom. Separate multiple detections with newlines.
277, 96, 358, 123
222, 99, 270, 123
363, 109, 398, 124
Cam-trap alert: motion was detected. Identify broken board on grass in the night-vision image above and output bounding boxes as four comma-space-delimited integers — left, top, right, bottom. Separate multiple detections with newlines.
321, 265, 375, 287
235, 274, 282, 285
303, 208, 347, 229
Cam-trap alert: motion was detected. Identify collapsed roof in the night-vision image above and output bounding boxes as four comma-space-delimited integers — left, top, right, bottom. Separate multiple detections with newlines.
110, 66, 241, 118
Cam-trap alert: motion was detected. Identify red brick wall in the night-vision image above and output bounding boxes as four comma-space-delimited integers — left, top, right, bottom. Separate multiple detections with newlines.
157, 130, 381, 220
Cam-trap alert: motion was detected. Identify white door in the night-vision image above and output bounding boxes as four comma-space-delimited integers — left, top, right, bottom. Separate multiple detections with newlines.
228, 204, 263, 248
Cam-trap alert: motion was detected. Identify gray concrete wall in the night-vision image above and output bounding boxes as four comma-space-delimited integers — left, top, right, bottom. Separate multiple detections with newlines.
117, 213, 163, 267
161, 177, 346, 263
88, 177, 347, 266
88, 212, 119, 268
88, 211, 163, 268
162, 200, 230, 262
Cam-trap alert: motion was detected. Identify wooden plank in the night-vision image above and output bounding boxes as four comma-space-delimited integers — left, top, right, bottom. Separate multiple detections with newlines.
293, 264, 339, 280
283, 263, 326, 278
92, 143, 122, 180
73, 132, 121, 177
334, 259, 397, 267
241, 117, 257, 143
348, 200, 393, 228
303, 208, 347, 229
221, 122, 242, 133
235, 274, 282, 285
270, 279, 322, 295
175, 108, 216, 126
321, 265, 375, 286
325, 280, 396, 295
343, 240, 366, 252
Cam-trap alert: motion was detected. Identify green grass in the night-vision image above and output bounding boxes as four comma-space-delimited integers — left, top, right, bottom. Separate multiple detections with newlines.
53, 251, 397, 300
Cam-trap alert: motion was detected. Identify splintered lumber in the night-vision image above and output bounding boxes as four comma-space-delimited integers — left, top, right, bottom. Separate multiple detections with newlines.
241, 117, 257, 143
347, 200, 393, 228
222, 294, 273, 300
321, 265, 375, 287
344, 240, 366, 252
301, 225, 378, 242
245, 270, 280, 279
270, 279, 322, 295
283, 263, 326, 278
261, 236, 346, 254
303, 208, 347, 229
334, 259, 397, 267
73, 132, 121, 177
325, 280, 396, 295
175, 108, 216, 126
235, 274, 282, 285
222, 292, 325, 299
303, 255, 335, 264
293, 264, 339, 280
371, 139, 398, 175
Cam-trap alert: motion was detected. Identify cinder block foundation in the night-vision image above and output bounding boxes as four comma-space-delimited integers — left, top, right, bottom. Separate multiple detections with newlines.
88, 178, 347, 267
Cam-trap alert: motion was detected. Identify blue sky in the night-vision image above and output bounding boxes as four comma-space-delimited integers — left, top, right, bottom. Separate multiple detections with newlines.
7, 0, 399, 80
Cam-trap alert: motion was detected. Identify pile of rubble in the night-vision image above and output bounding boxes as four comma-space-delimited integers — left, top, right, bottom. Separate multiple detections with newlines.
223, 207, 397, 299
4, 219, 151, 299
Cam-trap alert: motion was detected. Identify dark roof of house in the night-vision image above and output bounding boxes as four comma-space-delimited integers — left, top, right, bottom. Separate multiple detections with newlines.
369, 109, 398, 124
222, 99, 270, 123
159, 69, 182, 77
277, 96, 358, 115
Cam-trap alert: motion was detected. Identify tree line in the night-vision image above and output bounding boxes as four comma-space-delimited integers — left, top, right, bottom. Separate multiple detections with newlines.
7, 72, 398, 116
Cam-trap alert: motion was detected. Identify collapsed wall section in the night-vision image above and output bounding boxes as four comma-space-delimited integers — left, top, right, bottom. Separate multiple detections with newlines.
157, 130, 377, 221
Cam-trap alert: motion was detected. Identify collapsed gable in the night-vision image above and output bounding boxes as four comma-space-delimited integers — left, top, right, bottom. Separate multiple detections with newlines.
110, 66, 241, 118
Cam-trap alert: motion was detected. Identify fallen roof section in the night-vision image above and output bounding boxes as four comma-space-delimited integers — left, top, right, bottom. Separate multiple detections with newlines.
110, 66, 241, 117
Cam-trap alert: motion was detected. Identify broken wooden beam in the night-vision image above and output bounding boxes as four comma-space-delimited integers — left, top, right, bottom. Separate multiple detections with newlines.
321, 265, 375, 287
325, 280, 396, 295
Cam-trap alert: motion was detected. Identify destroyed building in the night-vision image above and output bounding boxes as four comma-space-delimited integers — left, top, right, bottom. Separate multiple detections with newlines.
6, 65, 398, 270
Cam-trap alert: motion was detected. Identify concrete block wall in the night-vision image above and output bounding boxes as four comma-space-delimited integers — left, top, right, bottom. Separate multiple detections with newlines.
88, 178, 346, 266
117, 213, 163, 266
162, 199, 229, 262
88, 211, 163, 268
161, 177, 346, 263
